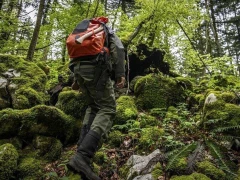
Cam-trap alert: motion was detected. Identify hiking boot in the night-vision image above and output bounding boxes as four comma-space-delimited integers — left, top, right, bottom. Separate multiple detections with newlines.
67, 130, 101, 180
67, 153, 100, 180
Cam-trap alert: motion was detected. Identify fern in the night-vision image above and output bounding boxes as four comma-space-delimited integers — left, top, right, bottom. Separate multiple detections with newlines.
166, 142, 197, 171
213, 135, 240, 141
213, 125, 240, 132
186, 141, 205, 174
206, 140, 237, 177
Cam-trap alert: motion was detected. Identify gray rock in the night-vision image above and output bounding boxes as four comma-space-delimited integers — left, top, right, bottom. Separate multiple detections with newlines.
204, 93, 217, 104
126, 149, 163, 180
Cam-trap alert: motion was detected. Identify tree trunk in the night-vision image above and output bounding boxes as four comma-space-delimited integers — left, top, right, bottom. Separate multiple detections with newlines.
92, 0, 100, 17
205, 0, 211, 54
26, 0, 45, 61
0, 0, 4, 10
61, 36, 67, 63
41, 0, 52, 61
209, 0, 221, 56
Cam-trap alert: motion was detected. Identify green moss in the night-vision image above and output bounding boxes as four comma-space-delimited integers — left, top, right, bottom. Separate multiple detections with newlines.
115, 96, 138, 125
170, 172, 211, 180
0, 108, 24, 139
149, 108, 167, 118
67, 171, 82, 180
0, 54, 47, 109
138, 127, 164, 151
0, 143, 19, 179
0, 137, 22, 149
151, 162, 163, 180
119, 164, 131, 179
168, 157, 187, 173
33, 136, 62, 161
56, 90, 86, 119
138, 113, 159, 128
94, 151, 107, 165
18, 157, 43, 178
0, 105, 78, 144
14, 87, 44, 109
224, 103, 240, 125
36, 62, 50, 75
0, 55, 47, 91
197, 160, 226, 180
108, 130, 123, 147
134, 74, 191, 110
175, 76, 193, 91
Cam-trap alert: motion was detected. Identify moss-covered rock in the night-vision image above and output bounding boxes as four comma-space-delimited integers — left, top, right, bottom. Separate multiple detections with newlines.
108, 130, 123, 147
94, 151, 107, 165
151, 162, 163, 180
168, 157, 187, 174
0, 137, 23, 149
33, 135, 62, 161
134, 74, 192, 110
119, 164, 131, 179
14, 87, 44, 109
197, 160, 226, 180
0, 54, 47, 109
0, 143, 19, 179
0, 105, 79, 144
56, 90, 86, 119
17, 157, 43, 179
138, 127, 164, 151
138, 113, 160, 128
170, 172, 211, 180
115, 95, 138, 125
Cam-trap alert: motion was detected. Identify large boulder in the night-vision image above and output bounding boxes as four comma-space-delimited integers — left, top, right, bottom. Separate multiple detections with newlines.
0, 54, 48, 109
0, 105, 79, 144
0, 143, 19, 179
56, 90, 86, 119
115, 95, 138, 125
134, 74, 193, 110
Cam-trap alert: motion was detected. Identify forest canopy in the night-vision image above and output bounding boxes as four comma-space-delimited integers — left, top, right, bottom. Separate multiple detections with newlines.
0, 0, 239, 79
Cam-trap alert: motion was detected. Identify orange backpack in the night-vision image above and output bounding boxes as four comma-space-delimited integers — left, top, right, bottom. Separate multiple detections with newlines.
66, 17, 109, 58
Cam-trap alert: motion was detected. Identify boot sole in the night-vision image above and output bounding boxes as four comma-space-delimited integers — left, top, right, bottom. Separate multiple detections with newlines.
67, 154, 101, 180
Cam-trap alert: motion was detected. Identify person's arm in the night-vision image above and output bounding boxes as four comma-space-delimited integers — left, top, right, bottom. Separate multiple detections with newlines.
109, 34, 126, 88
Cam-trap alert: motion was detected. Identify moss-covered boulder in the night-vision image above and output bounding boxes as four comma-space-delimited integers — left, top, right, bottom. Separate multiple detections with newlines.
0, 137, 23, 149
33, 135, 62, 161
14, 87, 44, 109
138, 127, 164, 151
108, 130, 123, 147
170, 172, 211, 180
137, 113, 160, 128
0, 105, 79, 144
56, 90, 86, 119
202, 92, 240, 136
0, 54, 47, 109
0, 143, 19, 179
151, 162, 163, 179
197, 160, 226, 180
115, 95, 138, 125
134, 74, 192, 110
17, 157, 43, 179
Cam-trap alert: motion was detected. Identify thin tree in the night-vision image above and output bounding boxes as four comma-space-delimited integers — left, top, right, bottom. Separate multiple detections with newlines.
26, 0, 45, 61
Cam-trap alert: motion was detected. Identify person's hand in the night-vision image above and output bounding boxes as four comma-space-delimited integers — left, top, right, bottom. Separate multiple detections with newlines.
116, 77, 125, 88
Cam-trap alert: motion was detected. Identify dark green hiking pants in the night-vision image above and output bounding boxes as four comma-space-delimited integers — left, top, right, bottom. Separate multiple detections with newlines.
73, 61, 116, 137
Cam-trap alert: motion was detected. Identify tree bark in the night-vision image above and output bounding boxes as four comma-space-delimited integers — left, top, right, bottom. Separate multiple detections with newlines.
26, 0, 45, 61
209, 0, 221, 56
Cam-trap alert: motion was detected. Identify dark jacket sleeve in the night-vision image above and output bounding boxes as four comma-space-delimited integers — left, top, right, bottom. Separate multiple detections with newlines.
109, 34, 125, 79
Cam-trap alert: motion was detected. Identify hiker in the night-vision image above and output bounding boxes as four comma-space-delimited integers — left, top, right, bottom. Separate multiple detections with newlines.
66, 17, 125, 180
